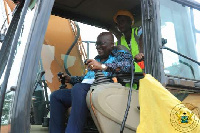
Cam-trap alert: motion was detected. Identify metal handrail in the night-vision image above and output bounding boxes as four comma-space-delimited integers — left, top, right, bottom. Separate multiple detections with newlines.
161, 46, 200, 66
82, 41, 95, 59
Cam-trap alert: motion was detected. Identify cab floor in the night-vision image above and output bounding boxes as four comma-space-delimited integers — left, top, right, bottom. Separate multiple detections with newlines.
30, 125, 48, 133
30, 125, 99, 133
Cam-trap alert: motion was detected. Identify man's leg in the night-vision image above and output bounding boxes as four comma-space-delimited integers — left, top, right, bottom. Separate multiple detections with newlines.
49, 89, 72, 133
66, 83, 91, 133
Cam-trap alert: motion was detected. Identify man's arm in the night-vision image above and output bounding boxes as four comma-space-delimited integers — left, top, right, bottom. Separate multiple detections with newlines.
69, 76, 84, 85
134, 26, 144, 62
105, 51, 132, 74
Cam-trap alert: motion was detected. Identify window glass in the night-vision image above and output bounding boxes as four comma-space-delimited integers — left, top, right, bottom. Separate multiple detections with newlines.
160, 0, 200, 80
194, 0, 200, 4
1, 7, 37, 132
0, 0, 11, 49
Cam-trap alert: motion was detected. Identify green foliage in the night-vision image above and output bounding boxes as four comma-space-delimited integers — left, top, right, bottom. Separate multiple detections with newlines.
1, 93, 13, 125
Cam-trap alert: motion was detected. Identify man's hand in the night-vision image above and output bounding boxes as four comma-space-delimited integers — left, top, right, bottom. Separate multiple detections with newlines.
57, 73, 71, 83
64, 74, 71, 83
86, 59, 104, 70
134, 53, 144, 62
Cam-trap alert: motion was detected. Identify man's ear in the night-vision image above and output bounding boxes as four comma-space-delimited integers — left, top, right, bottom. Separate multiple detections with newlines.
111, 43, 114, 48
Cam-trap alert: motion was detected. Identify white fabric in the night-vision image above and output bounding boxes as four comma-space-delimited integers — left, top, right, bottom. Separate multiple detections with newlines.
81, 78, 95, 84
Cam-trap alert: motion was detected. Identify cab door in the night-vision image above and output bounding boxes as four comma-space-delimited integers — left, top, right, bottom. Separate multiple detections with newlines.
0, 0, 54, 132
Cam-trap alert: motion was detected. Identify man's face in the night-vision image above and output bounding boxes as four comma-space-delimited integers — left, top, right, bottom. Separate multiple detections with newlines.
116, 15, 132, 33
96, 34, 114, 59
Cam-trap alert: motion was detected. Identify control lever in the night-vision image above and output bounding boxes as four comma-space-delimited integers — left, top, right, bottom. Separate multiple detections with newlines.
84, 59, 88, 65
57, 72, 67, 89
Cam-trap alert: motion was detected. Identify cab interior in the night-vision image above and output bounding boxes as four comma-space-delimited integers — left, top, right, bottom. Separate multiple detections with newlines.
1, 0, 200, 133
31, 0, 143, 133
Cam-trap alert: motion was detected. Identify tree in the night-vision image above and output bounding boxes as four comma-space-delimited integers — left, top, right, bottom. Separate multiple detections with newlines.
1, 93, 13, 125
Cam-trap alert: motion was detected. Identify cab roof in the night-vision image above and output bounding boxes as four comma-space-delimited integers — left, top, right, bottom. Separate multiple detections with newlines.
52, 0, 141, 36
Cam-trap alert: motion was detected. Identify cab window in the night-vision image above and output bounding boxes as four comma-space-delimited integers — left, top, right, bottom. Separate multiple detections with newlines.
160, 0, 200, 80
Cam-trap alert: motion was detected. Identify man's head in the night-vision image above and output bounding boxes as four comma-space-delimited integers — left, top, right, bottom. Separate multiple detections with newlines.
96, 32, 114, 59
113, 10, 134, 33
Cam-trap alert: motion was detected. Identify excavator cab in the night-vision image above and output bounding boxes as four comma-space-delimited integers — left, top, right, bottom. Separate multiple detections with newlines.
0, 0, 200, 133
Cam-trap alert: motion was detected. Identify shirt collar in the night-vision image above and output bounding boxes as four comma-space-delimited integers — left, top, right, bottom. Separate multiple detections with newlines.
94, 48, 117, 61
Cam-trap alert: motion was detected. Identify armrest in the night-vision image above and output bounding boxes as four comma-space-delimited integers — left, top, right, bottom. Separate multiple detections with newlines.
115, 72, 144, 87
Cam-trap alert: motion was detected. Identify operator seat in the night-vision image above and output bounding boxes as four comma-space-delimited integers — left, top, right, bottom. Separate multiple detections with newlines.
86, 45, 144, 133
86, 82, 140, 133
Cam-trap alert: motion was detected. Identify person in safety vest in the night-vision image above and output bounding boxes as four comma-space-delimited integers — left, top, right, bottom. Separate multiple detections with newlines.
113, 10, 144, 72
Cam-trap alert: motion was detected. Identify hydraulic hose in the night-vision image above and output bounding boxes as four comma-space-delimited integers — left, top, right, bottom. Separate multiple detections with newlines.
120, 59, 135, 133
64, 22, 80, 76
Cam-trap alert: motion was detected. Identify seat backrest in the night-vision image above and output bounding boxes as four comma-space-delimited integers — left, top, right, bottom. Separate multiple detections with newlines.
86, 83, 140, 133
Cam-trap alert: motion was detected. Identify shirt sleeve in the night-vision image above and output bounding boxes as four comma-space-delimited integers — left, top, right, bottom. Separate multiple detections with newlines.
105, 51, 132, 74
70, 76, 84, 85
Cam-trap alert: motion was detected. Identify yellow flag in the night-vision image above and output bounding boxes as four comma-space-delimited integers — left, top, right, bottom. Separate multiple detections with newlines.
137, 74, 200, 133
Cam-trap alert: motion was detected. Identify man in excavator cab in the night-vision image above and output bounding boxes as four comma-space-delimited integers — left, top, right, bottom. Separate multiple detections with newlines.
113, 10, 144, 72
49, 32, 133, 133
